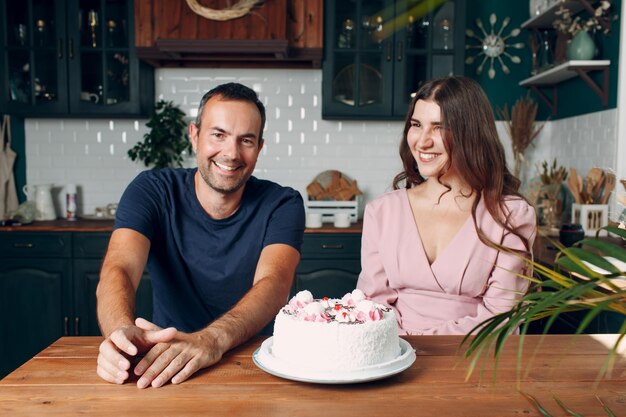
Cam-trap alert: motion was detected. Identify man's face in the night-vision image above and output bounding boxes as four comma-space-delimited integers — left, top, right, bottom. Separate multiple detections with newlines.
190, 96, 264, 195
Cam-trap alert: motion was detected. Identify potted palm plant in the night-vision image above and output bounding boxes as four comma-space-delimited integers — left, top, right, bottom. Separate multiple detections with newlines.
462, 225, 626, 414
127, 100, 192, 169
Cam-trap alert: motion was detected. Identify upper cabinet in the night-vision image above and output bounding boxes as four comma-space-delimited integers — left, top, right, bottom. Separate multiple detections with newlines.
322, 0, 465, 120
0, 0, 154, 117
133, 0, 323, 68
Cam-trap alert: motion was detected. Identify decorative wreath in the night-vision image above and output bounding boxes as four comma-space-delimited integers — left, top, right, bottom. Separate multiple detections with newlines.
184, 0, 263, 21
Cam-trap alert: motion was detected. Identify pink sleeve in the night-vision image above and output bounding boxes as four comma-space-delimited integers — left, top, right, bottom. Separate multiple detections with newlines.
423, 200, 537, 335
356, 203, 399, 309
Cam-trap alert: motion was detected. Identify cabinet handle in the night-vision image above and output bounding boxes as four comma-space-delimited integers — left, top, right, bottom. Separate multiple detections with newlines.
74, 317, 80, 336
68, 39, 74, 59
397, 41, 403, 61
13, 243, 34, 248
385, 41, 392, 62
58, 38, 63, 59
321, 244, 344, 250
64, 317, 69, 336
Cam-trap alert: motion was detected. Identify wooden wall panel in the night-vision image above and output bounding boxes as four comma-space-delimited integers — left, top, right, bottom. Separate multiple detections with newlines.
303, 0, 322, 48
288, 0, 306, 48
134, 0, 153, 47
133, 0, 322, 67
136, 0, 287, 44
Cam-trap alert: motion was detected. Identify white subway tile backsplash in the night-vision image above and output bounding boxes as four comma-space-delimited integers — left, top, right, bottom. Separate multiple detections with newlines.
24, 68, 620, 219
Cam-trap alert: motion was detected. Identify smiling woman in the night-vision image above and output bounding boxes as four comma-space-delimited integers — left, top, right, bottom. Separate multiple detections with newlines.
357, 75, 537, 336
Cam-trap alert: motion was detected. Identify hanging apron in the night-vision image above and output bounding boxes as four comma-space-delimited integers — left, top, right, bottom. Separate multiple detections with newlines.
0, 114, 19, 219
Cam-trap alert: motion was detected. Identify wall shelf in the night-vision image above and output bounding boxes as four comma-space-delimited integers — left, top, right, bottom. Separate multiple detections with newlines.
519, 60, 610, 115
523, 0, 587, 29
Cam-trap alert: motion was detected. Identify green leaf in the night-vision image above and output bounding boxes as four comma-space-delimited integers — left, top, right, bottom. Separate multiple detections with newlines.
576, 239, 626, 266
603, 225, 626, 240
552, 394, 583, 417
520, 392, 554, 417
596, 395, 617, 417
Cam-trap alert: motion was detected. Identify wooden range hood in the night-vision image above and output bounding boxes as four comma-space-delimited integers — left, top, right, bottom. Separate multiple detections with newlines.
134, 0, 323, 68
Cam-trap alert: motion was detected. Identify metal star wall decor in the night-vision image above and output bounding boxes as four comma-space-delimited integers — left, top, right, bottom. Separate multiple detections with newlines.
465, 13, 524, 79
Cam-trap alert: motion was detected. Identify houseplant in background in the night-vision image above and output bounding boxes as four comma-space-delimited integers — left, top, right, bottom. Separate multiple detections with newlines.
461, 225, 626, 415
128, 100, 191, 169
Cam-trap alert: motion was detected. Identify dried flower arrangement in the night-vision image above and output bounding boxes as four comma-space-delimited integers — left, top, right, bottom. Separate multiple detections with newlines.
497, 95, 545, 179
553, 0, 617, 36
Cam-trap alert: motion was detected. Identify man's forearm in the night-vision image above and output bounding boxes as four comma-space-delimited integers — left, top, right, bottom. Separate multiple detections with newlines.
203, 273, 292, 354
96, 266, 137, 337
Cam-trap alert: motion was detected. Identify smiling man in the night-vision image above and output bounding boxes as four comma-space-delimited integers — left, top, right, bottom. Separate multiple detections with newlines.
96, 83, 305, 388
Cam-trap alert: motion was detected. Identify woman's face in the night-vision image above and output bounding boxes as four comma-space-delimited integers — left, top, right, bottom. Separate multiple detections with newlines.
406, 99, 450, 178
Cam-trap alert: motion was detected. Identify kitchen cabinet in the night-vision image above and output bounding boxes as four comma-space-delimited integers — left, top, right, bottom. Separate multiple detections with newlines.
294, 233, 362, 298
134, 0, 323, 68
73, 232, 152, 336
322, 0, 466, 120
0, 232, 72, 378
0, 230, 152, 378
0, 0, 154, 117
520, 0, 612, 115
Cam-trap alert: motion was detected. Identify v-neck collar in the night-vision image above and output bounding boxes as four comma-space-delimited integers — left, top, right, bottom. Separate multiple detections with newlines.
402, 188, 474, 269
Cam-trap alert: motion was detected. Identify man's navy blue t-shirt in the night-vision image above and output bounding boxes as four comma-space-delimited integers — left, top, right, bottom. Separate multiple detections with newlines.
114, 168, 305, 332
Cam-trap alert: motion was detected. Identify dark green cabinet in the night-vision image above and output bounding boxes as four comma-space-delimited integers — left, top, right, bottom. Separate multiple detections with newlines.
73, 232, 152, 336
294, 233, 362, 298
0, 230, 151, 378
0, 0, 153, 117
0, 232, 72, 378
322, 0, 465, 119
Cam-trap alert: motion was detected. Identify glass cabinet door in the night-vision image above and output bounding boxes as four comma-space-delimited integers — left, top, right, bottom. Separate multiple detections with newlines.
67, 0, 134, 114
2, 0, 67, 113
323, 0, 465, 120
1, 0, 149, 116
323, 0, 395, 119
393, 0, 463, 116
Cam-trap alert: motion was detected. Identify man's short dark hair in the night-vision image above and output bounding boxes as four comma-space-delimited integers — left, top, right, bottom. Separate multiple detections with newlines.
194, 83, 266, 142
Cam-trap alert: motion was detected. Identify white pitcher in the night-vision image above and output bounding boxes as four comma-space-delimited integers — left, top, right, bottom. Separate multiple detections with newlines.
23, 184, 56, 220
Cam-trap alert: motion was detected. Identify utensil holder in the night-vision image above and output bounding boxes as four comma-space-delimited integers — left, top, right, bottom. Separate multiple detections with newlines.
571, 204, 608, 236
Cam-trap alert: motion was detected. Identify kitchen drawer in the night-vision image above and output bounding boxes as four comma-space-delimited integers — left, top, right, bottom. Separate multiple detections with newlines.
73, 233, 112, 258
301, 234, 361, 259
0, 232, 71, 258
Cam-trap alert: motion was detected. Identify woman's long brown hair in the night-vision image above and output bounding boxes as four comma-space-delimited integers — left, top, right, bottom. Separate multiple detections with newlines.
393, 76, 533, 252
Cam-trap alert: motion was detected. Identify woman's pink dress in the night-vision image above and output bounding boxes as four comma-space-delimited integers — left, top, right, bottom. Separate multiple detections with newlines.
357, 189, 537, 335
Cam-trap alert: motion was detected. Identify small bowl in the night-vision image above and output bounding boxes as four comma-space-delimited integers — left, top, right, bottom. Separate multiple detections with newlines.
559, 223, 585, 247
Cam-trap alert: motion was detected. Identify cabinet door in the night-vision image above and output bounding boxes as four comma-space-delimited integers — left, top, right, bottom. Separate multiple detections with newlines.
322, 0, 465, 119
74, 259, 152, 336
0, 258, 71, 378
322, 0, 395, 119
295, 259, 361, 299
1, 0, 68, 114
66, 0, 153, 116
296, 233, 362, 298
0, 0, 153, 116
392, 0, 466, 116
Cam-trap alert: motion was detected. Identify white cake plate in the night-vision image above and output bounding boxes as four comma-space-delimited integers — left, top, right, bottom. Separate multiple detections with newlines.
252, 337, 416, 384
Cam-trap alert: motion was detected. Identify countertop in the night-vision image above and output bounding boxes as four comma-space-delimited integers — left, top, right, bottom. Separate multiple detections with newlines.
1, 335, 624, 416
0, 219, 364, 233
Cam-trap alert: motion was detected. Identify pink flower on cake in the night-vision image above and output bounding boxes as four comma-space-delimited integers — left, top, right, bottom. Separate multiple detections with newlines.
356, 300, 384, 322
340, 289, 367, 307
288, 290, 314, 309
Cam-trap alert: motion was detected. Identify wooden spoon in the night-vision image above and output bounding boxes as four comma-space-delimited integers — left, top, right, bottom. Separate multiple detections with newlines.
586, 167, 604, 203
567, 168, 581, 204
600, 173, 616, 204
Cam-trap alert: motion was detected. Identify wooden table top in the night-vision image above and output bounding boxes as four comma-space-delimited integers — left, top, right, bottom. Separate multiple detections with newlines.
0, 335, 624, 416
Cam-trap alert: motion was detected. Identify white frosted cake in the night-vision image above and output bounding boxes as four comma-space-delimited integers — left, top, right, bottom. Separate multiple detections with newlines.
271, 289, 401, 371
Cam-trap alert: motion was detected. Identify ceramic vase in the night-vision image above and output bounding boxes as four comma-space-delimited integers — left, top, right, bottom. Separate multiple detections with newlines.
566, 31, 596, 60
